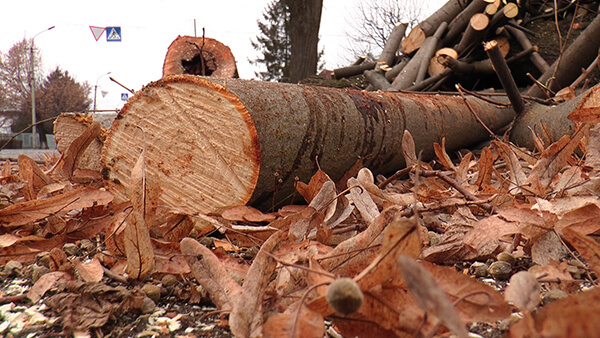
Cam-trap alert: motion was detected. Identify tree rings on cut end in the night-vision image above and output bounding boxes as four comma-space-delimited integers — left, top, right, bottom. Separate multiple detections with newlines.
162, 36, 238, 78
101, 75, 260, 215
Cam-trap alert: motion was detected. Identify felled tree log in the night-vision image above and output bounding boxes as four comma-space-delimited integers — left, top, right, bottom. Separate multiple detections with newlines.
456, 13, 489, 54
510, 84, 600, 148
392, 23, 447, 90
442, 0, 489, 47
378, 22, 408, 68
54, 113, 106, 172
402, 0, 469, 54
162, 35, 238, 78
102, 75, 516, 214
526, 13, 600, 98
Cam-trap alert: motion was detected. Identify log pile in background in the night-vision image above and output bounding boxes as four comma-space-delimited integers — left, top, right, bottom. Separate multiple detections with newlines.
329, 0, 600, 100
162, 35, 238, 78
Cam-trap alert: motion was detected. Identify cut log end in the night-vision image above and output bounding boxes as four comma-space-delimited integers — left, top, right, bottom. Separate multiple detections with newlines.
162, 36, 237, 78
102, 75, 260, 214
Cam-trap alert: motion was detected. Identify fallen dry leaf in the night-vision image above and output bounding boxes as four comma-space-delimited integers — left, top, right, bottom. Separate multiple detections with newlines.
354, 215, 420, 291
397, 255, 469, 338
295, 165, 333, 204
123, 211, 155, 280
128, 150, 161, 228
504, 271, 540, 312
320, 205, 401, 277
72, 257, 104, 283
18, 154, 52, 200
180, 237, 242, 311
27, 271, 74, 303
525, 127, 587, 196
230, 230, 288, 337
508, 287, 600, 337
560, 226, 600, 278
262, 303, 325, 338
0, 187, 114, 228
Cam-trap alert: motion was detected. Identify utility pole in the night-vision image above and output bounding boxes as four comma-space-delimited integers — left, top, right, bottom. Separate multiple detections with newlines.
30, 26, 55, 149
94, 71, 111, 112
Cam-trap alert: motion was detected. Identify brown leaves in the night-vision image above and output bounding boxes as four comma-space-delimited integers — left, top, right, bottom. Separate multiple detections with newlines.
398, 256, 468, 338
509, 287, 600, 337
504, 271, 541, 312
0, 187, 113, 228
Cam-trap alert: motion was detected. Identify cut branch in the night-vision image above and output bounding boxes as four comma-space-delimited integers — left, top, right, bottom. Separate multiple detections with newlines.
485, 40, 525, 114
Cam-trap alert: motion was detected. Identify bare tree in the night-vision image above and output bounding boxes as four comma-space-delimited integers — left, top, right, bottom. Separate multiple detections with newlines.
0, 38, 43, 111
344, 0, 423, 61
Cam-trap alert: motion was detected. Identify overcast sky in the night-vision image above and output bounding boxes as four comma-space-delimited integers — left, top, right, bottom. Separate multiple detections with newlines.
1, 0, 443, 110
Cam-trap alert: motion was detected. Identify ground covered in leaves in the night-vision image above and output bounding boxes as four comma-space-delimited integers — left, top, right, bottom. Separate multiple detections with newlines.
1, 107, 600, 337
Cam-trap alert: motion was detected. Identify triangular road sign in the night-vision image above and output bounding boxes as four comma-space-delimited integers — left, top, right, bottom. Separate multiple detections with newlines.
90, 26, 106, 41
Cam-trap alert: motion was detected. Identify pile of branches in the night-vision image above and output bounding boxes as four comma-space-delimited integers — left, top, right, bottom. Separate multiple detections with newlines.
328, 0, 600, 101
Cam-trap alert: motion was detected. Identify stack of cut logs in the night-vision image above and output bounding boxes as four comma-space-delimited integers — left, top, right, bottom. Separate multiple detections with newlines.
329, 0, 600, 100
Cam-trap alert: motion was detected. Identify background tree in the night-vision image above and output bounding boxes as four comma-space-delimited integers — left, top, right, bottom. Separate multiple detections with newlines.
0, 38, 42, 111
0, 38, 92, 147
344, 0, 423, 61
251, 0, 323, 82
250, 0, 291, 82
18, 67, 91, 147
287, 0, 323, 82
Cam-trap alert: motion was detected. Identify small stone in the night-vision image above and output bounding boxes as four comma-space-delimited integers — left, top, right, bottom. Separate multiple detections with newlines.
542, 289, 568, 306
32, 264, 50, 282
140, 296, 156, 314
241, 246, 259, 260
63, 243, 80, 256
3, 260, 23, 277
141, 284, 161, 303
36, 252, 51, 268
79, 239, 95, 252
161, 274, 178, 288
488, 261, 512, 281
470, 262, 489, 278
428, 231, 442, 246
198, 237, 213, 248
498, 313, 523, 331
496, 252, 516, 266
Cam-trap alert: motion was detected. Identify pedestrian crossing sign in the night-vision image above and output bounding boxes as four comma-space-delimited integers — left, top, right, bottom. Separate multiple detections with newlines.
106, 27, 121, 42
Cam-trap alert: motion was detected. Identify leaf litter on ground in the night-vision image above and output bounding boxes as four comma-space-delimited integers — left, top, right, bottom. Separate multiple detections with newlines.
1, 115, 600, 337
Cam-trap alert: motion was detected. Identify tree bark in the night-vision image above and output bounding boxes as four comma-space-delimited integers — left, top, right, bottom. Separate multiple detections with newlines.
510, 84, 600, 148
442, 0, 488, 47
525, 13, 600, 98
363, 69, 394, 91
287, 0, 323, 83
334, 62, 377, 79
485, 40, 525, 115
102, 75, 516, 214
393, 23, 447, 90
456, 13, 489, 54
378, 22, 408, 67
162, 36, 237, 78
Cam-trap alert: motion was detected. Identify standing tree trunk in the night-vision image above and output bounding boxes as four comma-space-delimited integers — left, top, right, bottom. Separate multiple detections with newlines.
287, 0, 323, 83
